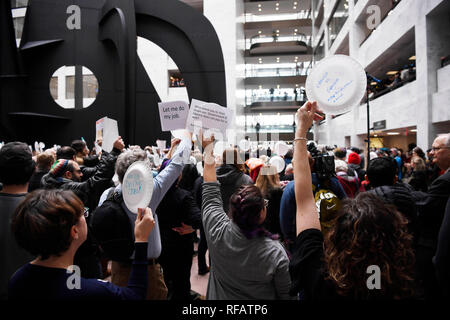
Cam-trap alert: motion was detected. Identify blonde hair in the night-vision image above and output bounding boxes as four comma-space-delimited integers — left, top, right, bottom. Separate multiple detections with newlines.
255, 164, 280, 196
412, 156, 426, 171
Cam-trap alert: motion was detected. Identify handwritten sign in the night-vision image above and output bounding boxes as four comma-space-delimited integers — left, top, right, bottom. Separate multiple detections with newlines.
122, 161, 154, 214
124, 172, 143, 196
314, 70, 355, 104
158, 101, 189, 131
186, 99, 232, 136
305, 55, 366, 114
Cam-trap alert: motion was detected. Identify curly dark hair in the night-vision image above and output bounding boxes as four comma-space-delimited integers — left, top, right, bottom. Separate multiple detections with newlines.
323, 192, 415, 299
11, 189, 84, 260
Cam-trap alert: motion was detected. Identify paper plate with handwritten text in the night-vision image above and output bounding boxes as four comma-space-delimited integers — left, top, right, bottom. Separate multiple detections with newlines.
305, 55, 366, 114
122, 161, 154, 214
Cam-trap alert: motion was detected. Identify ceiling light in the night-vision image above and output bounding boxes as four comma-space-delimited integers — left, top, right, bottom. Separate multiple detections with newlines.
409, 55, 416, 60
258, 30, 262, 34
276, 3, 279, 6
294, 1, 298, 4
387, 132, 400, 135
277, 84, 280, 89
294, 29, 298, 32
293, 6, 297, 9
258, 8, 262, 12
295, 84, 298, 87
258, 4, 261, 7
259, 85, 262, 89
386, 71, 398, 75
276, 7, 279, 10
374, 134, 378, 137
410, 129, 417, 132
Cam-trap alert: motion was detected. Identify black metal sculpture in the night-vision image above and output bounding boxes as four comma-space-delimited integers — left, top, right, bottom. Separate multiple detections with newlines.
0, 0, 227, 147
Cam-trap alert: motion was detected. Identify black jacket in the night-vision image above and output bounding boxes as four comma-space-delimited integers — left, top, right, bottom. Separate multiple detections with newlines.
348, 163, 366, 182
28, 170, 48, 192
415, 170, 450, 246
41, 148, 120, 211
262, 187, 284, 239
90, 190, 134, 262
408, 170, 429, 192
156, 186, 202, 247
368, 183, 419, 241
434, 196, 450, 297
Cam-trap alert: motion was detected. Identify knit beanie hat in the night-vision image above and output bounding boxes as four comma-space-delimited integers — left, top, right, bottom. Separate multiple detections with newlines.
347, 152, 361, 165
49, 159, 71, 177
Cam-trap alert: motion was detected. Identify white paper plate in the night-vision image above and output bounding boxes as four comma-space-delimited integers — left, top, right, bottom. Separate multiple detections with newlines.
122, 161, 154, 214
274, 141, 291, 156
305, 55, 366, 114
269, 156, 286, 173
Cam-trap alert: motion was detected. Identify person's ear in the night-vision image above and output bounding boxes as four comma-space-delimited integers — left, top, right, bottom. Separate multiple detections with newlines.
63, 171, 72, 180
70, 225, 79, 241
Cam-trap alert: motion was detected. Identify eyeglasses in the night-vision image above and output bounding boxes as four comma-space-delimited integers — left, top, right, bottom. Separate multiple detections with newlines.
431, 146, 450, 152
264, 199, 269, 208
83, 207, 89, 218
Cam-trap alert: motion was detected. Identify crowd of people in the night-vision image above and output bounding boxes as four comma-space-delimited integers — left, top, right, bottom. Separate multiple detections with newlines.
1, 101, 449, 300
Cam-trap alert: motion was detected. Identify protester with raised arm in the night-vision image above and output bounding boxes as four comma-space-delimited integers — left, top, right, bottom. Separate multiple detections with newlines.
201, 132, 293, 300
289, 101, 416, 300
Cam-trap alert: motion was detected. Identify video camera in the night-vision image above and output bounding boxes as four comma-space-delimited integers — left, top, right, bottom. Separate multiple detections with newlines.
307, 141, 335, 181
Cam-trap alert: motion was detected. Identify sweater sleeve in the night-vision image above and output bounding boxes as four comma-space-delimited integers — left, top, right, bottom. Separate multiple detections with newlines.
201, 182, 230, 243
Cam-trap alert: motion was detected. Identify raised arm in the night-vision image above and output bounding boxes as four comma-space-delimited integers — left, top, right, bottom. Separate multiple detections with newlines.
294, 101, 323, 235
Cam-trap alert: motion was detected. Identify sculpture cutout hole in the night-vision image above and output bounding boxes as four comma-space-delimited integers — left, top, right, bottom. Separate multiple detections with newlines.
50, 65, 99, 109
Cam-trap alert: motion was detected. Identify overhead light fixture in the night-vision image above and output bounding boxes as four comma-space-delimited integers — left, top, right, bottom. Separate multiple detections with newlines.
259, 85, 262, 89
374, 134, 378, 137
293, 6, 297, 9
410, 129, 417, 132
277, 84, 280, 89
295, 84, 298, 87
258, 4, 261, 8
258, 30, 262, 34
387, 132, 400, 135
294, 29, 298, 32
294, 1, 298, 4
386, 71, 398, 75
409, 55, 416, 60
276, 3, 279, 6
258, 8, 262, 12
370, 81, 377, 85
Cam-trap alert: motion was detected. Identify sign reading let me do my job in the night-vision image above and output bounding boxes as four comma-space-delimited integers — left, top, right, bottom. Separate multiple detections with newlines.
186, 99, 231, 136
158, 101, 189, 131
